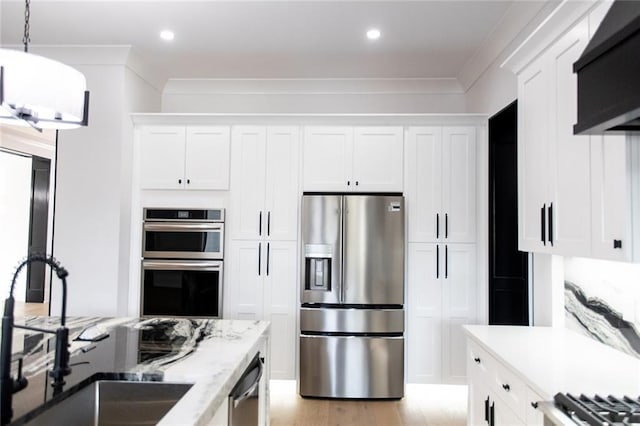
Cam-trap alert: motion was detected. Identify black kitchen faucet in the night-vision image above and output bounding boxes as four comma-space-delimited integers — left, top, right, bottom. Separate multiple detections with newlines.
0, 254, 71, 425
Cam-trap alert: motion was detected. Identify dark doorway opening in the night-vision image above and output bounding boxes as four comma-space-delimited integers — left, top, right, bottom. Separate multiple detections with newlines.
26, 156, 51, 303
488, 101, 529, 325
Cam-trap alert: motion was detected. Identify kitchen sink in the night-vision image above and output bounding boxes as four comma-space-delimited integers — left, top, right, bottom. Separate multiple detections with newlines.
22, 380, 193, 426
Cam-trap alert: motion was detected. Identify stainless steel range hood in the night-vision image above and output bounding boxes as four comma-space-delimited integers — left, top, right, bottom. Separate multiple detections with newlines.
573, 0, 640, 135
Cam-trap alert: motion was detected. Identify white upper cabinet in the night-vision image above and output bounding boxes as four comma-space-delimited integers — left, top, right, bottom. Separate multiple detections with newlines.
352, 127, 404, 192
517, 19, 590, 255
140, 125, 230, 190
230, 126, 299, 241
406, 126, 476, 243
303, 126, 403, 192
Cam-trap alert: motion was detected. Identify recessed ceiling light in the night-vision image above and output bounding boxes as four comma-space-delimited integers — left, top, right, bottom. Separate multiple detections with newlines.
366, 29, 381, 40
160, 30, 175, 41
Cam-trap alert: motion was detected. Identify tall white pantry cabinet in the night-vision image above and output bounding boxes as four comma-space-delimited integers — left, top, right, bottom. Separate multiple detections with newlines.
226, 126, 300, 380
405, 126, 478, 384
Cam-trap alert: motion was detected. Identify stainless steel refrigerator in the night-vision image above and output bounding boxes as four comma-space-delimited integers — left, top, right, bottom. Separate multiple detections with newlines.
299, 194, 405, 399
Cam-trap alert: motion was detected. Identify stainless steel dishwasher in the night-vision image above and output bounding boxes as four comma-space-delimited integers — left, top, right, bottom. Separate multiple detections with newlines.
228, 353, 263, 426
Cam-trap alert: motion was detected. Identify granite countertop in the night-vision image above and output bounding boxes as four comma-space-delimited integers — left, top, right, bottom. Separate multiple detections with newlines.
7, 316, 270, 425
463, 325, 640, 399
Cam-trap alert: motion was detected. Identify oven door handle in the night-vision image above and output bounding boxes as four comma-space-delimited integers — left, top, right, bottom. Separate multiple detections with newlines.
143, 223, 223, 232
142, 260, 223, 271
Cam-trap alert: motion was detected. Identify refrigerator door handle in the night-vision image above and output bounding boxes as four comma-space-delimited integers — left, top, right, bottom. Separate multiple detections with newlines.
436, 214, 440, 239
267, 211, 271, 236
258, 211, 262, 236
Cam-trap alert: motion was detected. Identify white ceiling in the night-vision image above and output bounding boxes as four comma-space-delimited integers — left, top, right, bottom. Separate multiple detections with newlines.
0, 1, 551, 83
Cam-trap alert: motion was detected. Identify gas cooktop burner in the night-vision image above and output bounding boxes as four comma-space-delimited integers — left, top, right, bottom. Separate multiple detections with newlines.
554, 393, 640, 425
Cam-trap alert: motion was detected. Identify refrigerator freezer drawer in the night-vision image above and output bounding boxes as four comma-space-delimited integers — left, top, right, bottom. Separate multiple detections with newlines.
300, 307, 404, 334
299, 335, 404, 399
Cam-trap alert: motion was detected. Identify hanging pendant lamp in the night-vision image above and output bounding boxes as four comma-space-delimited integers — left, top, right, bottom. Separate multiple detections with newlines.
0, 0, 89, 131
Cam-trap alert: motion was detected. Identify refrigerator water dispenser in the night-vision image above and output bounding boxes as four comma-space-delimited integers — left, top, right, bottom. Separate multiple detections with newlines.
304, 244, 332, 291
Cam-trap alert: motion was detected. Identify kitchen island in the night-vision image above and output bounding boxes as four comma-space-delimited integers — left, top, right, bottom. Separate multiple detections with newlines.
6, 316, 270, 425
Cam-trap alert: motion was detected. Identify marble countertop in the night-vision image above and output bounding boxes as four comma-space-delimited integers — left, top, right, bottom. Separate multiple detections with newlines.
463, 325, 640, 399
7, 316, 270, 425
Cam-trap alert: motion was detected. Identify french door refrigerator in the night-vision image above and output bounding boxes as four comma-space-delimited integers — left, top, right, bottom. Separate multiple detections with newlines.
299, 194, 405, 399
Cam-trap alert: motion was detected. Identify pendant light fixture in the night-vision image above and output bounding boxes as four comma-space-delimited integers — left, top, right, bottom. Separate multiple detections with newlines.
0, 0, 89, 131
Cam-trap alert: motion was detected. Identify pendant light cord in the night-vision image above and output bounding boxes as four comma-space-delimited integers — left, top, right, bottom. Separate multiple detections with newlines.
22, 0, 30, 52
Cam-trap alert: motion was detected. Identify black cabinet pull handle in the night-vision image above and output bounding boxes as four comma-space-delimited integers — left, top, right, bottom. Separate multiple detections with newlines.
178, 178, 182, 184
436, 245, 439, 279
548, 203, 554, 246
355, 181, 359, 186
614, 239, 622, 249
258, 211, 262, 236
445, 213, 448, 239
445, 245, 448, 279
258, 242, 261, 276
347, 180, 351, 186
490, 402, 495, 426
502, 383, 510, 392
541, 204, 546, 245
474, 357, 481, 364
436, 214, 440, 239
187, 179, 190, 184
531, 401, 539, 409
484, 397, 490, 423
266, 242, 270, 276
267, 211, 271, 236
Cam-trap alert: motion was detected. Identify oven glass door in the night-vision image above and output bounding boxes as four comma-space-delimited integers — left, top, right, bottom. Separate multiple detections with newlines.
142, 260, 222, 317
143, 223, 224, 259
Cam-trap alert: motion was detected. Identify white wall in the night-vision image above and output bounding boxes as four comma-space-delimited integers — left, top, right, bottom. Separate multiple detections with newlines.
162, 78, 467, 114
46, 46, 162, 316
0, 151, 31, 301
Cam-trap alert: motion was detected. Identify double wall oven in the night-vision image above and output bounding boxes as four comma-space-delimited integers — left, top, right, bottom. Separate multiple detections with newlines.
141, 208, 224, 318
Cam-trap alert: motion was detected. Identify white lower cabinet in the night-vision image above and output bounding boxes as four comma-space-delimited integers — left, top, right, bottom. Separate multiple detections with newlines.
407, 242, 476, 384
466, 339, 544, 425
226, 240, 297, 380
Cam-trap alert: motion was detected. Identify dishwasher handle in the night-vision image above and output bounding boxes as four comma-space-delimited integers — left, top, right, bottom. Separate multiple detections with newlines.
230, 354, 264, 404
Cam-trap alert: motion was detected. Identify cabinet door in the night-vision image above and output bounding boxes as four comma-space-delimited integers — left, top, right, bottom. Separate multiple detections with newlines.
518, 55, 551, 253
467, 381, 491, 426
406, 127, 443, 242
443, 127, 476, 243
185, 126, 230, 190
140, 126, 186, 189
230, 126, 267, 240
590, 135, 629, 261
265, 127, 299, 241
442, 243, 476, 385
226, 240, 264, 319
352, 127, 403, 192
302, 127, 351, 191
407, 243, 442, 383
263, 240, 297, 379
493, 400, 526, 426
548, 19, 591, 256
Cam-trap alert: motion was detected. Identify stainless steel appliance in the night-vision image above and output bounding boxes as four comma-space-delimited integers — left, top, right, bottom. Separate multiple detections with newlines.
299, 194, 405, 399
228, 353, 264, 426
141, 208, 224, 318
540, 393, 640, 425
142, 208, 224, 259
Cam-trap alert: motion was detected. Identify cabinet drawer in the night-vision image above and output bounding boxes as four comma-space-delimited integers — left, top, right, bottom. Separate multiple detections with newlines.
490, 357, 526, 420
467, 340, 490, 383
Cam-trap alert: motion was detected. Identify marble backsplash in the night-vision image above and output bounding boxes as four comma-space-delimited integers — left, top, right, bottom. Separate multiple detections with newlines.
564, 257, 640, 359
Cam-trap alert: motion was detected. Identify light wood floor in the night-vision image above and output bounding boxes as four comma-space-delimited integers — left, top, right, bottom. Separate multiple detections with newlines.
14, 302, 48, 317
270, 381, 467, 426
